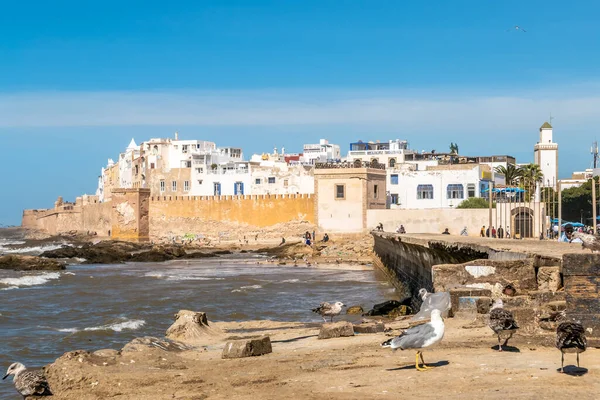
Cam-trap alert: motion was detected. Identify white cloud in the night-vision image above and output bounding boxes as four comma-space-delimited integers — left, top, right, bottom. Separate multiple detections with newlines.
1, 88, 600, 131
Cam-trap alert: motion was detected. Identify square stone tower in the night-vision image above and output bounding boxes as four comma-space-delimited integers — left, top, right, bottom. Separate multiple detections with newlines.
534, 121, 559, 189
110, 188, 151, 241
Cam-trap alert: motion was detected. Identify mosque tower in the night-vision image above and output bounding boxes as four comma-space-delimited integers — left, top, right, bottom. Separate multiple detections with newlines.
533, 121, 559, 189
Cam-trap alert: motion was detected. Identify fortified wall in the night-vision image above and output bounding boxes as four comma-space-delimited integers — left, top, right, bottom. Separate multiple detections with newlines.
22, 191, 314, 241
373, 232, 599, 340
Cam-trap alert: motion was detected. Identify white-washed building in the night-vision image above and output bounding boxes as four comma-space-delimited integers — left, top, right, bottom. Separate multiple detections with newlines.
302, 139, 341, 164
534, 122, 559, 189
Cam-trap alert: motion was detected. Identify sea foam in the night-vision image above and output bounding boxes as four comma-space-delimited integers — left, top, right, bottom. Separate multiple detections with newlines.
58, 319, 146, 333
0, 272, 61, 287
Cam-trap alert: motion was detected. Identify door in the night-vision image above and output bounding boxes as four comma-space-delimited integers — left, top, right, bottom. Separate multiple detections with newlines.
213, 182, 221, 196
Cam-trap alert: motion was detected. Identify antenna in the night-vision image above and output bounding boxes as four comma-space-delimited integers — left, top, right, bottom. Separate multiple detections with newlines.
549, 113, 554, 125
592, 141, 599, 169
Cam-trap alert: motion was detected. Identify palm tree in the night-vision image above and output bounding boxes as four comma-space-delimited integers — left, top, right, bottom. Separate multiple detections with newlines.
519, 163, 544, 188
449, 143, 459, 154
494, 164, 522, 186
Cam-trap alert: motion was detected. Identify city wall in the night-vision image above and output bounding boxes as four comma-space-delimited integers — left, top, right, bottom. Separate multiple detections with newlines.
148, 194, 314, 237
22, 202, 112, 236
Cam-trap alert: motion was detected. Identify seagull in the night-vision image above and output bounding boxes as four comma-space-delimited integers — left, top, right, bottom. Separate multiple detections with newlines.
556, 322, 587, 373
571, 232, 600, 253
3, 362, 52, 398
381, 308, 445, 371
507, 25, 527, 32
312, 301, 345, 322
413, 288, 451, 320
488, 299, 519, 351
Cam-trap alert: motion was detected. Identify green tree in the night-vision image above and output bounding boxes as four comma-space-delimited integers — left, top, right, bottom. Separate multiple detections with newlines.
561, 177, 597, 223
449, 143, 459, 154
519, 163, 544, 188
456, 197, 494, 209
494, 164, 522, 186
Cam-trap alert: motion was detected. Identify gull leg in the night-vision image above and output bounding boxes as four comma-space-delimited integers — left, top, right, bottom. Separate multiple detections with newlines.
415, 351, 427, 372
577, 352, 580, 368
419, 351, 434, 369
497, 335, 503, 352
322, 316, 327, 323
560, 352, 564, 373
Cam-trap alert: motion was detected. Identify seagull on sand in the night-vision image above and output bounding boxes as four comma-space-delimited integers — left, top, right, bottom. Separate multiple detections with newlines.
312, 301, 345, 322
381, 309, 445, 371
488, 299, 519, 351
3, 362, 52, 398
507, 25, 526, 32
556, 322, 587, 373
571, 232, 600, 253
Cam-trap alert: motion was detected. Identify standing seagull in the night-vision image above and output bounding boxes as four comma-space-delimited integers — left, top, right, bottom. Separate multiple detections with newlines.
312, 301, 345, 322
571, 232, 600, 253
507, 25, 527, 32
556, 322, 587, 373
488, 299, 519, 351
381, 309, 445, 371
3, 362, 52, 398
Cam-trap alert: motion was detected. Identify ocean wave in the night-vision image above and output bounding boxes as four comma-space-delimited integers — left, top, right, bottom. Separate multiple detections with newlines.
0, 272, 61, 287
58, 319, 146, 333
280, 279, 300, 283
240, 284, 262, 290
144, 272, 224, 281
1, 243, 68, 255
1, 286, 18, 291
63, 272, 76, 276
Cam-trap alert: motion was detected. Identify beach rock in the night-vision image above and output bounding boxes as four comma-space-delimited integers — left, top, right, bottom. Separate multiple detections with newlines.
476, 297, 492, 314
388, 305, 411, 318
537, 266, 561, 292
346, 306, 364, 315
93, 349, 120, 358
318, 321, 355, 339
364, 299, 411, 316
222, 336, 272, 359
165, 310, 223, 344
121, 336, 192, 353
0, 255, 66, 271
353, 322, 385, 334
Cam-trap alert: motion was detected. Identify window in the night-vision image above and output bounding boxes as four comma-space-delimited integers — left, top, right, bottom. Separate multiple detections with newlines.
417, 184, 434, 199
182, 145, 188, 153
374, 184, 378, 198
255, 178, 261, 184
213, 182, 221, 196
160, 180, 165, 192
283, 179, 289, 187
150, 163, 155, 169
174, 145, 178, 150
184, 181, 190, 192
134, 165, 139, 175
198, 179, 203, 185
389, 158, 396, 168
268, 177, 276, 184
335, 184, 345, 199
391, 193, 399, 204
172, 181, 177, 192
391, 174, 399, 185
467, 183, 476, 198
234, 182, 244, 195
447, 184, 464, 199
185, 161, 191, 168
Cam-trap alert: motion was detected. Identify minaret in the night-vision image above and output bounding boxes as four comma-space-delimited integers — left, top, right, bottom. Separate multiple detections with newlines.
533, 122, 559, 189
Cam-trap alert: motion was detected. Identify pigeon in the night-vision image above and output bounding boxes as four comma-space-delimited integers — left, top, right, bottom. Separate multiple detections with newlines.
3, 362, 52, 398
381, 309, 445, 371
556, 322, 587, 373
312, 301, 345, 322
488, 299, 519, 351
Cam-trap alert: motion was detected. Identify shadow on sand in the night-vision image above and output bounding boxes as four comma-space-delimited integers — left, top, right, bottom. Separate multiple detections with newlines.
386, 360, 450, 371
271, 334, 318, 344
491, 345, 521, 353
557, 366, 588, 376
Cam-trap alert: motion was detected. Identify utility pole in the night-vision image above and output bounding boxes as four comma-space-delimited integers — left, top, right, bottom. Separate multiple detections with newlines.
488, 181, 494, 236
591, 141, 598, 169
558, 181, 562, 241
593, 178, 597, 234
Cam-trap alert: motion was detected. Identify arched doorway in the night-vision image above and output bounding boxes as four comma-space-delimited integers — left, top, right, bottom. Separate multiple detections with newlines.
512, 207, 533, 238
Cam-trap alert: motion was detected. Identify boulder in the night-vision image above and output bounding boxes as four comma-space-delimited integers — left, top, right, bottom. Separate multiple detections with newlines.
537, 266, 561, 292
364, 299, 411, 316
121, 336, 193, 353
346, 306, 364, 315
318, 321, 355, 339
222, 336, 272, 359
388, 305, 411, 318
353, 322, 385, 334
165, 310, 223, 345
0, 255, 66, 271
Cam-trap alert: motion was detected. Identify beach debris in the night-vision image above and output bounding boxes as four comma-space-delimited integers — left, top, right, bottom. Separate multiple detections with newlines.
3, 362, 52, 397
556, 322, 587, 373
318, 321, 355, 339
381, 309, 445, 372
312, 301, 345, 322
488, 299, 519, 351
222, 336, 272, 359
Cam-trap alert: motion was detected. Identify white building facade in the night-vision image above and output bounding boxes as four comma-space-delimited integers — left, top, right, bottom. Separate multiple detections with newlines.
534, 122, 559, 189
302, 139, 341, 164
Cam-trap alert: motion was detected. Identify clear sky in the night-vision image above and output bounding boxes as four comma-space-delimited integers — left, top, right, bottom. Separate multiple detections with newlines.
1, 1, 600, 225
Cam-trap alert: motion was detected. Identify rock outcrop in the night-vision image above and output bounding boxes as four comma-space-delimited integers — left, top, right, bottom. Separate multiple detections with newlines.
0, 255, 66, 271
165, 310, 224, 345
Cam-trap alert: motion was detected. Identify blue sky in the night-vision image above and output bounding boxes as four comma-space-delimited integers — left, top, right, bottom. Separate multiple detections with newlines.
1, 1, 600, 225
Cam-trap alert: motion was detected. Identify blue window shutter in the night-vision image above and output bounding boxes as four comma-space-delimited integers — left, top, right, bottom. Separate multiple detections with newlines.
240, 182, 244, 195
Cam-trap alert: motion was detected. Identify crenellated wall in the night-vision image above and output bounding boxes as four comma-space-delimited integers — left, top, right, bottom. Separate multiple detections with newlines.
148, 193, 314, 237
21, 202, 112, 236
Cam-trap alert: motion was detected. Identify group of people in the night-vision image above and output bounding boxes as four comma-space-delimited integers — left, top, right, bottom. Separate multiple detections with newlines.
480, 225, 511, 239
303, 231, 329, 245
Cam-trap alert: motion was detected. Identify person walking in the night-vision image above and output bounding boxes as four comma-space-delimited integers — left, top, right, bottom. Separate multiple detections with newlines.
480, 226, 485, 237
497, 226, 504, 239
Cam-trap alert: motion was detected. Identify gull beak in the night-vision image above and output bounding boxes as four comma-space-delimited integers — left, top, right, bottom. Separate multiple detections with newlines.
2, 374, 9, 380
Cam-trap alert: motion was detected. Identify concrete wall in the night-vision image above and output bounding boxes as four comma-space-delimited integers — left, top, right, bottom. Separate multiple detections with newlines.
367, 208, 497, 236
148, 194, 314, 237
22, 202, 112, 236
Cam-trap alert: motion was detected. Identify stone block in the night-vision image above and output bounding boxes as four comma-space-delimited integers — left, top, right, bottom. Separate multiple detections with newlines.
318, 321, 355, 339
537, 266, 561, 292
449, 288, 492, 317
353, 322, 385, 334
221, 336, 272, 359
476, 297, 492, 314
